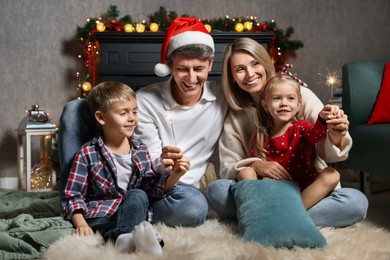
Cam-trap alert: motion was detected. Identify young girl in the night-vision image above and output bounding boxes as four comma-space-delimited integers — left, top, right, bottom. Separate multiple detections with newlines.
238, 74, 341, 209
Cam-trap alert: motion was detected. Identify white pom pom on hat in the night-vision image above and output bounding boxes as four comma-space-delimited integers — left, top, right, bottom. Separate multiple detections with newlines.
154, 63, 171, 77
154, 16, 215, 77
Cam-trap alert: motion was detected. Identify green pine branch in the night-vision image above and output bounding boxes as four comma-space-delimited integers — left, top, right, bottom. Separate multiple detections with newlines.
106, 5, 119, 20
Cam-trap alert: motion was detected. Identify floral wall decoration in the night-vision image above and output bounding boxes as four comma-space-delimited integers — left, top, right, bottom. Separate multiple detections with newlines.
75, 5, 303, 97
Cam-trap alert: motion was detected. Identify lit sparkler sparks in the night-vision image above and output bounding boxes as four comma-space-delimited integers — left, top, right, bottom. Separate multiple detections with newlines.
317, 69, 342, 99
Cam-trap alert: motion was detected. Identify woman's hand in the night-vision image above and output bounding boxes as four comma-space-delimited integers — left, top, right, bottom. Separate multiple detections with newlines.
250, 160, 291, 180
326, 110, 350, 147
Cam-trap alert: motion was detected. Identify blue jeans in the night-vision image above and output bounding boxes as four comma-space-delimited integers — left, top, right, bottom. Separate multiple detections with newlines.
86, 189, 149, 241
59, 99, 207, 228
151, 184, 208, 227
207, 179, 369, 227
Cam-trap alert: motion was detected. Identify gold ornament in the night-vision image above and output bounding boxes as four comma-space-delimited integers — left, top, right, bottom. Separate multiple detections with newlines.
124, 24, 134, 32
82, 81, 92, 92
235, 22, 244, 32
244, 21, 253, 31
149, 22, 159, 32
135, 23, 145, 33
204, 24, 212, 33
96, 22, 106, 32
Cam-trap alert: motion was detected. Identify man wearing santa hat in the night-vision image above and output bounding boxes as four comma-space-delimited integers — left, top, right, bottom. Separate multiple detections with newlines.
135, 16, 228, 227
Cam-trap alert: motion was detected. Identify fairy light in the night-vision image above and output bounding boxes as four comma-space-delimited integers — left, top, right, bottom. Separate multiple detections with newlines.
277, 47, 281, 56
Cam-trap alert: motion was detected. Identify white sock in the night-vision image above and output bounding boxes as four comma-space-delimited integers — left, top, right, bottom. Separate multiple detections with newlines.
133, 221, 163, 255
115, 233, 136, 254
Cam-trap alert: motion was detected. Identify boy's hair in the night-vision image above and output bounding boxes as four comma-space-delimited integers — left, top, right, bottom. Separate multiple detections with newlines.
166, 44, 214, 67
87, 81, 136, 114
254, 74, 303, 159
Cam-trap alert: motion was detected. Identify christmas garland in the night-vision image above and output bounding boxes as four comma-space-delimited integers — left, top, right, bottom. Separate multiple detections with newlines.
75, 5, 303, 96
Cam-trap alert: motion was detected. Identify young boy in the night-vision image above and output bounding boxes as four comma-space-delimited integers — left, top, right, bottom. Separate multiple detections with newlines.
61, 81, 190, 254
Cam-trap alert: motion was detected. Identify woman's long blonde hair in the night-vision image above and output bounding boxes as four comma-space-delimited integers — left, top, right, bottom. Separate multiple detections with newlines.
254, 74, 303, 159
221, 37, 276, 111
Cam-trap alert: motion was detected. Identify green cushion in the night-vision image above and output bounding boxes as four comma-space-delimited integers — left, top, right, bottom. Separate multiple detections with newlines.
230, 180, 327, 248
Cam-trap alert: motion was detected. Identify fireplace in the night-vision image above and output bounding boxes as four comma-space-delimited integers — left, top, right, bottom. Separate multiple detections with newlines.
95, 32, 274, 90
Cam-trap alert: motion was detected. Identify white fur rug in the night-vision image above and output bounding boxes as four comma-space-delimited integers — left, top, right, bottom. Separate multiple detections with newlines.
44, 219, 390, 260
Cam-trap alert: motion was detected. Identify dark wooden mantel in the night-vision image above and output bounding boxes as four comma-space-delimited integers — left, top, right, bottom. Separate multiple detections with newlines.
94, 31, 274, 90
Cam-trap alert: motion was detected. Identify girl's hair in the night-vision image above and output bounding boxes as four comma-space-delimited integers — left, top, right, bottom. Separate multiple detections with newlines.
222, 37, 276, 111
166, 44, 214, 66
253, 74, 303, 159
87, 81, 136, 114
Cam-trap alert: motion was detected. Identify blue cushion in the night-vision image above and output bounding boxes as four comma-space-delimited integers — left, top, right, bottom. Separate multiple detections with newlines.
230, 180, 327, 248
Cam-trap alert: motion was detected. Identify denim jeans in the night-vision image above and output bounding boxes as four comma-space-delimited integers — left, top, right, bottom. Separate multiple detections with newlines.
59, 99, 208, 228
151, 184, 208, 227
207, 179, 369, 227
86, 189, 149, 241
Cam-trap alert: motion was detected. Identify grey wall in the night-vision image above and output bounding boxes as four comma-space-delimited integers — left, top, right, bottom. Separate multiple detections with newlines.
1, 0, 389, 185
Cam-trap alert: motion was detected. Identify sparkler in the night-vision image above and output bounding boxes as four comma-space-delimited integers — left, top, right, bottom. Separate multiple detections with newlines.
167, 111, 177, 146
317, 69, 342, 100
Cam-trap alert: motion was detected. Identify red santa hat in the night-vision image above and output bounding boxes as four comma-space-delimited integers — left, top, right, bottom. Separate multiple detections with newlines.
154, 16, 215, 77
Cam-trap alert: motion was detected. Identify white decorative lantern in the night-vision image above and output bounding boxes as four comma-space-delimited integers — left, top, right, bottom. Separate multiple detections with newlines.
16, 105, 57, 191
